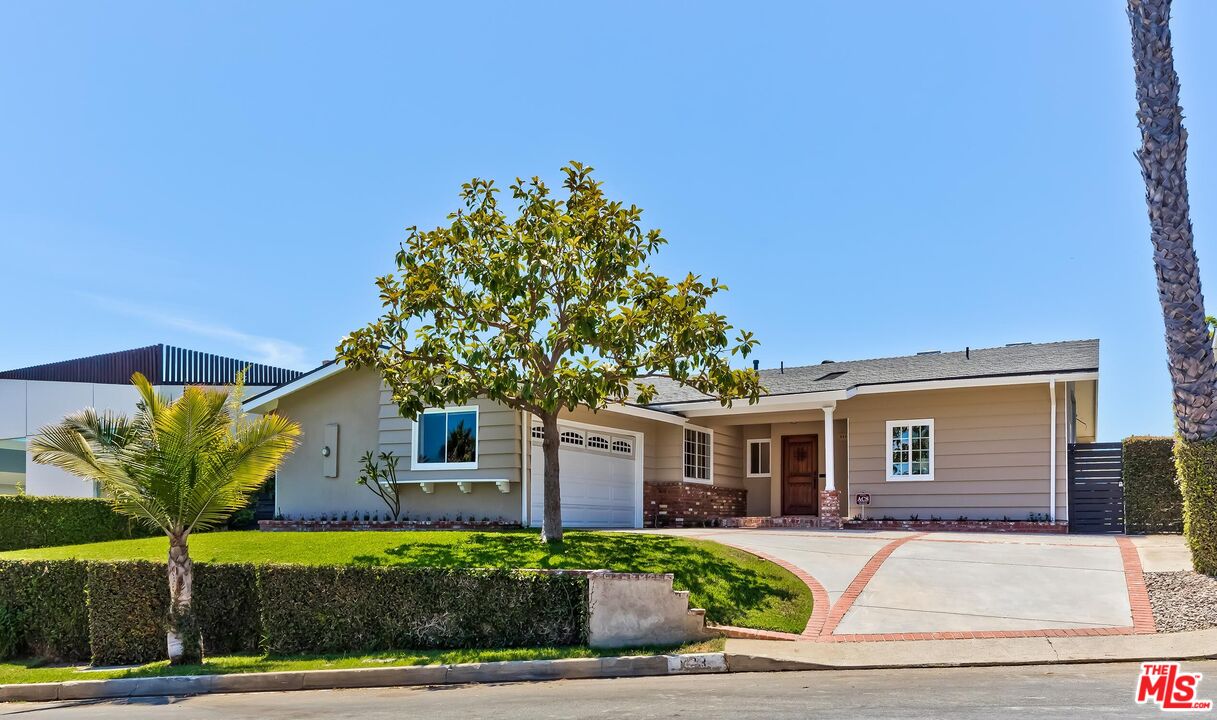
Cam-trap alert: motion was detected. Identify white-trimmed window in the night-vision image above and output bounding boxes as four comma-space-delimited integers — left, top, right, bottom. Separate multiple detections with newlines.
412, 406, 479, 470
683, 427, 713, 482
886, 419, 933, 481
746, 438, 771, 477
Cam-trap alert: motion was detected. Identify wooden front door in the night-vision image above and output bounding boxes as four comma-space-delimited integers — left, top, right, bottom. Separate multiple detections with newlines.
782, 435, 819, 515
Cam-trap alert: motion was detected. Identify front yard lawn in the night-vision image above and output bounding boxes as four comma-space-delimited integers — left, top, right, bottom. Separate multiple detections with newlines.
0, 639, 726, 686
0, 530, 812, 633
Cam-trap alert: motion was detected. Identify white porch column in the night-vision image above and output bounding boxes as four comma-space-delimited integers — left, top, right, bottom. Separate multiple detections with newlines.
822, 404, 836, 492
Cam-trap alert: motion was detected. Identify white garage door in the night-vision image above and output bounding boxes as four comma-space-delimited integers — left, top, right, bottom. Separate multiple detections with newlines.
529, 423, 639, 528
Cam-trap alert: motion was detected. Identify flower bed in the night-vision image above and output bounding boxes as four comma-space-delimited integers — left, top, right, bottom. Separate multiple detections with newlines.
258, 519, 522, 532
843, 519, 1068, 534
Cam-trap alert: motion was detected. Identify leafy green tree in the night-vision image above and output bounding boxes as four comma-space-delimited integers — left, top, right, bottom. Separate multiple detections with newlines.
1129, 0, 1217, 572
339, 162, 762, 542
29, 373, 300, 663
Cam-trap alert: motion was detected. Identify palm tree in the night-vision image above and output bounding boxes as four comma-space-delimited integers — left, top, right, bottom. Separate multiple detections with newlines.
29, 373, 300, 664
1128, 0, 1217, 441
1129, 0, 1217, 574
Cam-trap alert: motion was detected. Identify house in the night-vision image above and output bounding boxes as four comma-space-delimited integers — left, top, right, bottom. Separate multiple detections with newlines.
0, 344, 303, 497
244, 339, 1099, 529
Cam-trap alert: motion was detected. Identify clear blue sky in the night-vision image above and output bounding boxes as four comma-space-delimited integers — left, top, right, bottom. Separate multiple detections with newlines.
2, 1, 1215, 440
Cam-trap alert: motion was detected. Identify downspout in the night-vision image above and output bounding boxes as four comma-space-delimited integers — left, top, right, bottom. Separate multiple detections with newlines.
1049, 378, 1057, 523
520, 411, 530, 527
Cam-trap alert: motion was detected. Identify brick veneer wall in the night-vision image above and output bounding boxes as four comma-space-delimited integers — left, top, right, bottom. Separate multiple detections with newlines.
644, 481, 747, 528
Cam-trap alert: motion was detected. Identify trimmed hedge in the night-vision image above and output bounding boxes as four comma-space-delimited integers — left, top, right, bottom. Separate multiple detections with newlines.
258, 565, 587, 655
1176, 437, 1217, 575
0, 560, 89, 660
0, 496, 155, 551
1124, 436, 1183, 533
86, 561, 260, 665
3, 560, 587, 663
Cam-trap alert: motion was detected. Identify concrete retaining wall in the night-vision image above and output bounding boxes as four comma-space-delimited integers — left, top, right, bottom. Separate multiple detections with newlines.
587, 571, 714, 648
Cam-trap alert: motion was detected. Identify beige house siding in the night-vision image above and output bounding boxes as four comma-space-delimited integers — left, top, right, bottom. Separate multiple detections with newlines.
377, 392, 522, 522
270, 369, 523, 521
740, 424, 772, 515
844, 383, 1068, 521
272, 367, 384, 518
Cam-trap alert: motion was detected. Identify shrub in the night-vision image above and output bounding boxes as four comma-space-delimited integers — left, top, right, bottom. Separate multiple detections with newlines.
0, 560, 89, 660
1124, 436, 1183, 533
257, 565, 587, 655
5, 561, 586, 663
86, 561, 260, 665
1175, 437, 1217, 575
0, 496, 155, 551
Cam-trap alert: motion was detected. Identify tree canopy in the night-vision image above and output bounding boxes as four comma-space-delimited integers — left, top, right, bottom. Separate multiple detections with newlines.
338, 161, 763, 418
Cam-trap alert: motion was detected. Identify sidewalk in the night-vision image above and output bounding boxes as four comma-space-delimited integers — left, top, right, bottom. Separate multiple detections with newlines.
724, 628, 1217, 672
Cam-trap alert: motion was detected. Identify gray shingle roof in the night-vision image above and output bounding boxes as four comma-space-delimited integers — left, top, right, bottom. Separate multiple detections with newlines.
643, 339, 1099, 406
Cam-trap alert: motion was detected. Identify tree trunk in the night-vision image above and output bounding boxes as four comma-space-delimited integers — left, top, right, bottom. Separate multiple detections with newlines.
539, 412, 563, 543
166, 530, 202, 665
1129, 0, 1217, 443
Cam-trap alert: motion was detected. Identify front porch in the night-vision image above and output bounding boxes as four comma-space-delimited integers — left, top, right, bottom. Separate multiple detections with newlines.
700, 402, 849, 529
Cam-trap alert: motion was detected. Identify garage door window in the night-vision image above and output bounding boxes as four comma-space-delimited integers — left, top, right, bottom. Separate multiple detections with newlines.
413, 407, 479, 470
683, 428, 713, 483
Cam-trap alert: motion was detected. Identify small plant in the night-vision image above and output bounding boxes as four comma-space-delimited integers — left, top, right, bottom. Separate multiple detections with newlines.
909, 514, 919, 521
958, 515, 968, 522
929, 515, 941, 522
1001, 515, 1011, 522
357, 451, 403, 521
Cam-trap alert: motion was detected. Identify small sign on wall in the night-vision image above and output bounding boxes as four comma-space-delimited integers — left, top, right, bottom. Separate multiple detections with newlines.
323, 423, 339, 478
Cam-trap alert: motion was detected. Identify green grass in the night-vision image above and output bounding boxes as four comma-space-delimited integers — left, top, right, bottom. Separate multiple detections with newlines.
0, 639, 726, 686
0, 530, 812, 633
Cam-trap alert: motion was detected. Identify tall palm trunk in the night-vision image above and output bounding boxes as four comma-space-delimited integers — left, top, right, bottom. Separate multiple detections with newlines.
1128, 0, 1217, 441
539, 412, 563, 543
166, 530, 201, 664
1130, 0, 1217, 576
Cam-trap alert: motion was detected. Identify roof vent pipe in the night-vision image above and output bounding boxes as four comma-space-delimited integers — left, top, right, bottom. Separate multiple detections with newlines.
752, 359, 759, 371
966, 346, 970, 359
780, 361, 784, 374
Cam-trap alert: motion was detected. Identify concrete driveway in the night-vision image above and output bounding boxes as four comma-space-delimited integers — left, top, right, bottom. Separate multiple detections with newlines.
646, 528, 1187, 639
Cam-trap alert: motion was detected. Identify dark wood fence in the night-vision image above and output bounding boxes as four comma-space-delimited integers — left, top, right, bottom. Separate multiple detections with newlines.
1067, 442, 1125, 534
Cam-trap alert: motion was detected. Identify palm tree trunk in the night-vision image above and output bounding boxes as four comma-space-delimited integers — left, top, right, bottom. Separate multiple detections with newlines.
166, 530, 201, 664
1128, 0, 1217, 442
539, 412, 563, 543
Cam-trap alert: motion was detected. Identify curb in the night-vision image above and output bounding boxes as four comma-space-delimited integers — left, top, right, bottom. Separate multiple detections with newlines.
0, 653, 728, 703
722, 628, 1217, 673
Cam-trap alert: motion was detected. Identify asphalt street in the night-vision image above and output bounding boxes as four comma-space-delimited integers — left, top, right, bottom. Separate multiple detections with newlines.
5, 661, 1210, 719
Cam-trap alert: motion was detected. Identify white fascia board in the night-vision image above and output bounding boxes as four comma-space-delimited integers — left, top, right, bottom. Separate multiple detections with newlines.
598, 402, 688, 425
242, 362, 346, 413
646, 371, 1099, 419
650, 389, 851, 418
849, 371, 1099, 396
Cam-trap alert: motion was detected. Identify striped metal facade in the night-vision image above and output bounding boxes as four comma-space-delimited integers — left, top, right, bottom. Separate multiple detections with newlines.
0, 344, 303, 387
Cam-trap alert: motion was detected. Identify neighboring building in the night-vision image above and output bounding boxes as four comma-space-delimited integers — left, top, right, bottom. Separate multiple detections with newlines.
0, 345, 303, 497
246, 339, 1099, 529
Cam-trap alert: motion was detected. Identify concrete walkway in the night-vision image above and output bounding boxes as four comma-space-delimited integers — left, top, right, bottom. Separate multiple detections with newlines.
647, 529, 1191, 641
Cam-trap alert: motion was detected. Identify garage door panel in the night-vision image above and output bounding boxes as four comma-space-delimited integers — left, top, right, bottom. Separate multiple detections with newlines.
529, 422, 637, 528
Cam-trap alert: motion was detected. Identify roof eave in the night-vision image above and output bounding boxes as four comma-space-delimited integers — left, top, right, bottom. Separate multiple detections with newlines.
648, 369, 1099, 418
